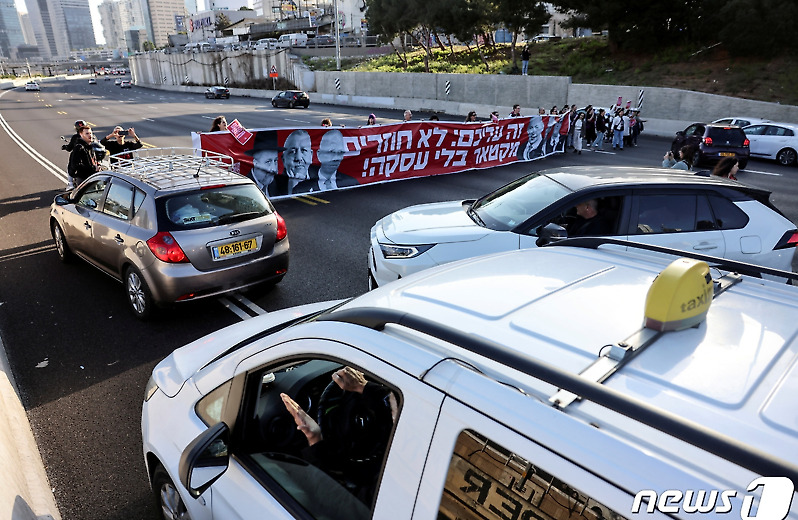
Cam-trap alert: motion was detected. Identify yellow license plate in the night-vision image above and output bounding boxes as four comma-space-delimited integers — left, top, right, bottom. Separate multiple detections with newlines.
719, 152, 735, 157
213, 238, 256, 260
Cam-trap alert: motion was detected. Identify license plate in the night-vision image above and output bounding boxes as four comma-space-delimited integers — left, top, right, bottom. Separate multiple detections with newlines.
719, 152, 735, 157
212, 238, 257, 260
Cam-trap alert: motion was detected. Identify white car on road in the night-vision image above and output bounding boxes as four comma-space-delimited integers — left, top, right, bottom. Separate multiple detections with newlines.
743, 122, 798, 166
25, 81, 40, 91
368, 166, 798, 287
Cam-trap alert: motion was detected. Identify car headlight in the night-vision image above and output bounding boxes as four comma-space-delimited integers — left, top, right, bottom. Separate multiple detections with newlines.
379, 243, 434, 259
144, 375, 160, 402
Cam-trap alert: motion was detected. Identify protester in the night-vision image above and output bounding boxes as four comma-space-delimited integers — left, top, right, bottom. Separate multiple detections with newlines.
366, 113, 377, 126
101, 126, 143, 164
593, 109, 606, 151
403, 110, 412, 122
662, 145, 695, 171
521, 46, 530, 75
68, 124, 101, 187
612, 110, 625, 150
711, 157, 739, 180
210, 115, 227, 132
321, 118, 333, 127
465, 111, 477, 123
573, 112, 585, 155
510, 104, 521, 117
491, 111, 500, 124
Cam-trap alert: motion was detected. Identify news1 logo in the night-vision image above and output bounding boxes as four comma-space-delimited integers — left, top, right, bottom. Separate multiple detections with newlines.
632, 477, 794, 519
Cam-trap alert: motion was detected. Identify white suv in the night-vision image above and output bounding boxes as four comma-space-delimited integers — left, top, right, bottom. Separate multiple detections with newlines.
142, 241, 798, 520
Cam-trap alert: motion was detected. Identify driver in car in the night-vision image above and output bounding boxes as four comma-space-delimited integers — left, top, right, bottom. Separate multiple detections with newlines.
280, 366, 398, 504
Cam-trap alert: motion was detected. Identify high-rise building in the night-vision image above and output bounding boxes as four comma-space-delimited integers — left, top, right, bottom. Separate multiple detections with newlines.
140, 0, 185, 47
24, 0, 96, 58
19, 11, 35, 45
98, 0, 145, 50
0, 0, 25, 57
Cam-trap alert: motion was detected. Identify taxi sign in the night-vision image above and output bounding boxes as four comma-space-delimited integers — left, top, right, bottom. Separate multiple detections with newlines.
644, 258, 713, 332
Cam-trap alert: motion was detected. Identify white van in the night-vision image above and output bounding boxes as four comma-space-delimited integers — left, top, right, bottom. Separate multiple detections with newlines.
183, 42, 210, 53
143, 240, 798, 520
276, 33, 308, 48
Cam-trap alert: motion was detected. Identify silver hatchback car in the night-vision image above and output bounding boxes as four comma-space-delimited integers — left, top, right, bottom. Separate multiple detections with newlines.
49, 148, 289, 319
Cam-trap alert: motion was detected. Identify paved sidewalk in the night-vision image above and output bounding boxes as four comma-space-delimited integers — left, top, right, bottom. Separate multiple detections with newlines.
0, 333, 60, 520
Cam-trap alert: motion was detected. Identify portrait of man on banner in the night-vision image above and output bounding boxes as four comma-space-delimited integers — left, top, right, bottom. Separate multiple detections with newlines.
295, 130, 360, 194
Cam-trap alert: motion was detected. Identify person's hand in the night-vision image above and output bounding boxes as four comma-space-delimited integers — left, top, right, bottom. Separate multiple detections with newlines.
280, 393, 322, 446
332, 366, 367, 393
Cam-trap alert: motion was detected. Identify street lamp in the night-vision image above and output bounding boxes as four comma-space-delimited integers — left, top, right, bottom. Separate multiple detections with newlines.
333, 0, 341, 70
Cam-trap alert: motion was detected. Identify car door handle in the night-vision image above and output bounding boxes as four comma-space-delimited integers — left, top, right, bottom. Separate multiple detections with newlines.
693, 243, 718, 251
83, 221, 91, 230
114, 234, 124, 244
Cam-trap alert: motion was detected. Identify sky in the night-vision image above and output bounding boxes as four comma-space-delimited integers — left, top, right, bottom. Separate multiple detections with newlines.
17, 0, 107, 46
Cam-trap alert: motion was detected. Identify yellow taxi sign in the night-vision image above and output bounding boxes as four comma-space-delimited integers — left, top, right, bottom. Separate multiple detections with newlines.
644, 258, 713, 332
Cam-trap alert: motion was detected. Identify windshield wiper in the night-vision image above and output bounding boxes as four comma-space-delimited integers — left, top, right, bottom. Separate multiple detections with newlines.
217, 211, 262, 225
467, 206, 486, 227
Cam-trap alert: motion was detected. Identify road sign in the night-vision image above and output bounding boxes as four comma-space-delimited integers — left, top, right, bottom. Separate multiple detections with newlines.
184, 75, 189, 83
224, 77, 229, 85
269, 65, 278, 78
334, 77, 341, 91
445, 80, 450, 96
162, 76, 166, 82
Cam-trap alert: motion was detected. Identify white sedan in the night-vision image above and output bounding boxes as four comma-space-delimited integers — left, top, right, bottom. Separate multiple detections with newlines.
743, 122, 798, 166
368, 166, 798, 287
24, 81, 40, 91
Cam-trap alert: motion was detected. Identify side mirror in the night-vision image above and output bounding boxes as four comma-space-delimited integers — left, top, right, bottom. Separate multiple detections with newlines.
536, 223, 568, 247
54, 194, 71, 205
675, 131, 685, 138
179, 422, 230, 498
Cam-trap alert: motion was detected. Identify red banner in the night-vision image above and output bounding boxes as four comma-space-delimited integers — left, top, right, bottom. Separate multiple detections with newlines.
193, 116, 565, 199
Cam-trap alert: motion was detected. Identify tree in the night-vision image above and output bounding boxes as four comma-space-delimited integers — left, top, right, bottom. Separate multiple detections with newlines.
238, 6, 253, 10
717, 0, 798, 55
490, 0, 549, 68
143, 41, 155, 51
215, 12, 231, 31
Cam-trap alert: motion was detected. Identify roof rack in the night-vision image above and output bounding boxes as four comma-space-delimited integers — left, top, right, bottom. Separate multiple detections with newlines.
110, 148, 237, 184
545, 236, 798, 282
318, 307, 798, 483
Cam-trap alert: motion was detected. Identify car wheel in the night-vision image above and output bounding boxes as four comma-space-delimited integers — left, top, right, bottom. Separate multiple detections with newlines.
272, 100, 277, 107
51, 222, 73, 263
777, 148, 797, 166
738, 159, 748, 170
152, 464, 191, 520
288, 101, 295, 109
125, 266, 154, 320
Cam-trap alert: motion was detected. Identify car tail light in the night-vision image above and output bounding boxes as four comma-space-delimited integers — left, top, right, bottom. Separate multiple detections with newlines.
275, 211, 287, 241
703, 137, 713, 146
774, 230, 798, 250
743, 138, 750, 147
147, 232, 189, 263
201, 184, 226, 190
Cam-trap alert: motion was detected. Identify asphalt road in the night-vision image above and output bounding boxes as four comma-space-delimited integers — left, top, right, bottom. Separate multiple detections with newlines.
1, 77, 796, 520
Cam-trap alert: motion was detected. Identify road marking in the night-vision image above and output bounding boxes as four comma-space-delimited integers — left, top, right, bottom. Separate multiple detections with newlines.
285, 119, 308, 124
744, 169, 781, 176
217, 296, 253, 320
230, 293, 267, 315
57, 111, 67, 115
0, 90, 67, 182
141, 118, 155, 122
302, 194, 329, 204
141, 142, 157, 148
295, 197, 318, 205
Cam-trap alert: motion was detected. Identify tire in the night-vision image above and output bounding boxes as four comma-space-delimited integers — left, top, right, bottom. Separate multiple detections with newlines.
51, 222, 73, 263
272, 100, 277, 107
738, 159, 748, 170
288, 101, 295, 109
152, 464, 191, 520
777, 148, 797, 166
125, 266, 155, 320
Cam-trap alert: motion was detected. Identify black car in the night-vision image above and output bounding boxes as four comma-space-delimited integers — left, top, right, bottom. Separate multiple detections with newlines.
205, 86, 230, 99
271, 90, 310, 109
671, 123, 750, 169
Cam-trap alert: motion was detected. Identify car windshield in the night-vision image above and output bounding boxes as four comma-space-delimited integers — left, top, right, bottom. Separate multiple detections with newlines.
470, 173, 571, 230
707, 127, 746, 145
158, 184, 272, 231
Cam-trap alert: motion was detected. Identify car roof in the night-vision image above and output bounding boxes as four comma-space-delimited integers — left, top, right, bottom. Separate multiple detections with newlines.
744, 121, 798, 130
535, 165, 752, 192
108, 148, 249, 193
335, 244, 798, 479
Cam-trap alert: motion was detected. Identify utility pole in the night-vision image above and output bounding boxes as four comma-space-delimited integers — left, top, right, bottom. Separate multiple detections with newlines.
333, 0, 341, 70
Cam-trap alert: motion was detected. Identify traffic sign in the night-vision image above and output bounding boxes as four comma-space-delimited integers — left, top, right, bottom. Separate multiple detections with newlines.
224, 77, 229, 85
269, 65, 278, 78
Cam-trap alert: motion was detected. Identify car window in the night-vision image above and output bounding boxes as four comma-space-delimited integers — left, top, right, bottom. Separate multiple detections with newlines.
546, 196, 624, 237
133, 188, 146, 216
714, 119, 732, 125
706, 127, 746, 145
744, 125, 767, 136
766, 126, 791, 137
737, 119, 751, 127
438, 429, 627, 520
102, 180, 134, 220
471, 173, 571, 231
634, 194, 701, 234
708, 194, 749, 229
76, 178, 108, 210
158, 184, 272, 231
196, 380, 233, 426
236, 358, 400, 519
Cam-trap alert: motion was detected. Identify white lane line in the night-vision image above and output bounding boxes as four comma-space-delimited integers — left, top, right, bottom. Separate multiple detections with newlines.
231, 293, 267, 315
217, 297, 253, 320
141, 118, 155, 122
744, 169, 781, 176
0, 90, 68, 182
285, 118, 309, 124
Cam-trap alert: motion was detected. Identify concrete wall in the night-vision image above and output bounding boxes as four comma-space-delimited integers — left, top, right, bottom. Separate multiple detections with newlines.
129, 52, 798, 137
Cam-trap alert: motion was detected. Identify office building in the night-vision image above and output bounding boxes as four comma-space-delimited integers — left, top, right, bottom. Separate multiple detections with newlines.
140, 0, 186, 47
0, 0, 25, 57
23, 0, 96, 58
19, 11, 35, 44
98, 0, 145, 50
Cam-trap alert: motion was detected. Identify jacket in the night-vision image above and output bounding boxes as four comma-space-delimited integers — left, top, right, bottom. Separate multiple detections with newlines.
68, 139, 98, 182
